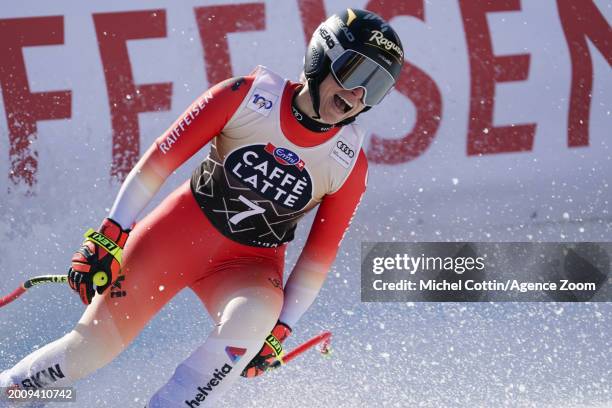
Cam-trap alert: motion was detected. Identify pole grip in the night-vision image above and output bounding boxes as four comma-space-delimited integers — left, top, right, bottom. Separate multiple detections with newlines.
269, 331, 332, 369
0, 275, 68, 308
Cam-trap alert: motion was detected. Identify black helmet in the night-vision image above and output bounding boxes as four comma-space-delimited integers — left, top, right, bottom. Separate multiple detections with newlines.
303, 8, 404, 123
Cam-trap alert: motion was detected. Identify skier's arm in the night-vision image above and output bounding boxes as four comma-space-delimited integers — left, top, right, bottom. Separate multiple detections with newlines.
108, 77, 252, 229
279, 150, 368, 328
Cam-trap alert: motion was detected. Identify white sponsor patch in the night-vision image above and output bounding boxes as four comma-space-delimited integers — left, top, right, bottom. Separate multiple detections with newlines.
247, 88, 278, 117
330, 137, 357, 168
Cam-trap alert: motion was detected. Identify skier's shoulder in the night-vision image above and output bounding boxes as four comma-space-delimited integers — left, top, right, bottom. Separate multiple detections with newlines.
326, 123, 368, 197
210, 74, 256, 100
249, 65, 286, 84
219, 65, 286, 94
189, 72, 259, 122
206, 66, 286, 111
347, 145, 368, 190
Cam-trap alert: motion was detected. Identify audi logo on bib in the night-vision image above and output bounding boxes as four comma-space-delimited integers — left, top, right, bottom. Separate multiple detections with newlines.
336, 141, 355, 158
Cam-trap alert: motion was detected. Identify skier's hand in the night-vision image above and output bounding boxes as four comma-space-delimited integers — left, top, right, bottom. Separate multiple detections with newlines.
68, 218, 130, 305
241, 321, 292, 378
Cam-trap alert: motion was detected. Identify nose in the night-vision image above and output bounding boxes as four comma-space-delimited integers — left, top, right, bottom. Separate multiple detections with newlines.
351, 87, 365, 101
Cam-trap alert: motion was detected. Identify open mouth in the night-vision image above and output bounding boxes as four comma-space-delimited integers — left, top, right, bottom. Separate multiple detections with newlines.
334, 94, 353, 114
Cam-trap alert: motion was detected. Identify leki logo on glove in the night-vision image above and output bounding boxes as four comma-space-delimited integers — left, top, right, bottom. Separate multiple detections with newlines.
83, 229, 123, 264
265, 333, 283, 357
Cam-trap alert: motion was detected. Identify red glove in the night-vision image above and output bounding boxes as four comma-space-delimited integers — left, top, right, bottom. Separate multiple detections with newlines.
68, 218, 129, 305
241, 321, 292, 378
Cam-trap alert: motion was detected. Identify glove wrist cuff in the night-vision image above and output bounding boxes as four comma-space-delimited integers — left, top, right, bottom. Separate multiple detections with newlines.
273, 321, 292, 344
277, 320, 292, 333
99, 218, 130, 247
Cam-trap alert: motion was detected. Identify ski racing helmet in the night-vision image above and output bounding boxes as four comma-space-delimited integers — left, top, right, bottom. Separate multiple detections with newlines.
303, 8, 404, 123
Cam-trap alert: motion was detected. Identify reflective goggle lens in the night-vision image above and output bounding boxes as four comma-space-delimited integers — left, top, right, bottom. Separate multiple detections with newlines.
330, 50, 396, 106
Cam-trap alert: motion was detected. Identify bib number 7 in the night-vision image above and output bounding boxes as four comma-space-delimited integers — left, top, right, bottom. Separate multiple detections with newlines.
229, 195, 266, 225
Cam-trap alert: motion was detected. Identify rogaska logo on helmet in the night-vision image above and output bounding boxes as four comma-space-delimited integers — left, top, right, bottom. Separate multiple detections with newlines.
368, 30, 404, 60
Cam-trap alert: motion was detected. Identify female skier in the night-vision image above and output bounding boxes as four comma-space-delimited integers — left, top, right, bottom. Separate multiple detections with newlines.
1, 8, 404, 407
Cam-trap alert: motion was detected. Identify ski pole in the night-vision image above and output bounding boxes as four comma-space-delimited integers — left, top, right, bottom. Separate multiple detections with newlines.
270, 331, 332, 369
0, 275, 68, 308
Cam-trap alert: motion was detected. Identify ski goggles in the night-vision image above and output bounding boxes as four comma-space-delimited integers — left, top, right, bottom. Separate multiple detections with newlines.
329, 49, 396, 107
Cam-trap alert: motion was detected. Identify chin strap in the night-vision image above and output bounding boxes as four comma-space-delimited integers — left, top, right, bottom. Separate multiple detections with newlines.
335, 116, 356, 126
307, 77, 322, 120
333, 105, 371, 127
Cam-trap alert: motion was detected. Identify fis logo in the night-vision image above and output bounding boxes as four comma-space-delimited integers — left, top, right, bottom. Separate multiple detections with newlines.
252, 94, 273, 110
265, 143, 306, 171
185, 364, 233, 407
247, 88, 278, 117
